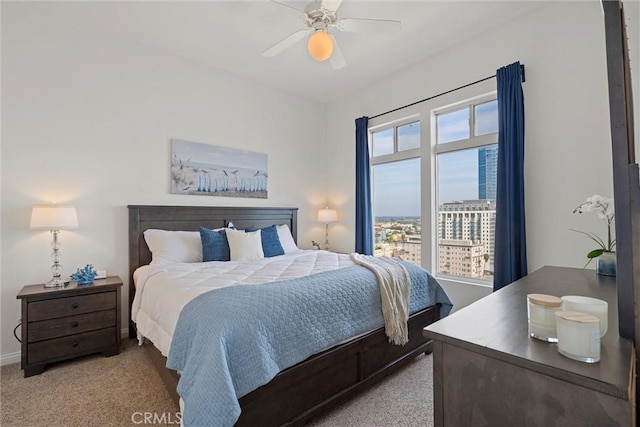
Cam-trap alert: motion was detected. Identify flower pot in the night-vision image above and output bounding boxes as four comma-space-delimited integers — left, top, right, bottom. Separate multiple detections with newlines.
596, 252, 616, 276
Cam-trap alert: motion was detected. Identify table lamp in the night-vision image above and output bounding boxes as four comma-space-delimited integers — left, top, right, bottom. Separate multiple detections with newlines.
30, 205, 79, 287
317, 207, 337, 251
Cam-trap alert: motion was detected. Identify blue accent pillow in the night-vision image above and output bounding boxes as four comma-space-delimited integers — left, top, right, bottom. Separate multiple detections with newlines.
199, 227, 230, 262
245, 224, 285, 257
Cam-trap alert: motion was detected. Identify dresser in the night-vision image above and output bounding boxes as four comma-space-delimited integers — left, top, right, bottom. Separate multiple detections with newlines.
423, 266, 635, 426
17, 276, 123, 377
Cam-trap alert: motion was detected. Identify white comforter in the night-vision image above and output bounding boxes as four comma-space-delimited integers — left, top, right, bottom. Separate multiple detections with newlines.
132, 250, 354, 356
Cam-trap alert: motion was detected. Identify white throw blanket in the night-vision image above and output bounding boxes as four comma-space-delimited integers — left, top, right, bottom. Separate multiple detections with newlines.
350, 253, 411, 345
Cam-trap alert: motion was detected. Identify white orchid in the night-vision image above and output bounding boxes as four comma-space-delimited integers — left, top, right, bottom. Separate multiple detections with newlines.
574, 195, 615, 219
572, 195, 616, 266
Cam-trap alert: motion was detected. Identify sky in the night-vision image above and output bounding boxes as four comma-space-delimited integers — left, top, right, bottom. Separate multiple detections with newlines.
372, 100, 497, 217
172, 138, 267, 171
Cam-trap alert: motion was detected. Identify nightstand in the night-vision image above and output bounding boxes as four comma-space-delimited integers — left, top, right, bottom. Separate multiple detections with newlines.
16, 276, 122, 377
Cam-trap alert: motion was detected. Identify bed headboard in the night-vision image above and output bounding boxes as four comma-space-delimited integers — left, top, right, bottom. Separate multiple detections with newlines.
127, 205, 298, 337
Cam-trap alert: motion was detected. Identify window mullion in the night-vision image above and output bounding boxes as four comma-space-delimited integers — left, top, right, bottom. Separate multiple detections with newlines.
469, 105, 476, 138
394, 126, 398, 153
435, 133, 497, 154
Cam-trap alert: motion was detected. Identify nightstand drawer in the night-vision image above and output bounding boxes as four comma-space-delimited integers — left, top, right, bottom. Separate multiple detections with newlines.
28, 310, 117, 342
28, 291, 116, 321
28, 327, 117, 364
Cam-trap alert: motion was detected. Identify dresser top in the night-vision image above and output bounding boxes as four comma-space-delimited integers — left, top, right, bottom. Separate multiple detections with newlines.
424, 266, 634, 399
17, 276, 123, 299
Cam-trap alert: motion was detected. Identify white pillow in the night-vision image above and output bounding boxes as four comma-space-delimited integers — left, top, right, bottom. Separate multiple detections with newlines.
143, 230, 202, 265
277, 224, 299, 253
226, 228, 264, 261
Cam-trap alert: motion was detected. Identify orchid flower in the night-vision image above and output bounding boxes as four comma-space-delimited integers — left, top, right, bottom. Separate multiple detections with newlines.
572, 195, 615, 266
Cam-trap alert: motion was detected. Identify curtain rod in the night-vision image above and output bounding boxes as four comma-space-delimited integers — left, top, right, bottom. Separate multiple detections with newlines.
369, 64, 525, 120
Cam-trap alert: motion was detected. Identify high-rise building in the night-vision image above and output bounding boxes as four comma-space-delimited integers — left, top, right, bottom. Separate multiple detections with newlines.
438, 239, 485, 278
397, 234, 421, 265
438, 200, 496, 275
478, 146, 498, 201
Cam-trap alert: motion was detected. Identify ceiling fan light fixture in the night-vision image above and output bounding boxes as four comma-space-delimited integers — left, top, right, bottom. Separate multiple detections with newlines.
307, 30, 333, 62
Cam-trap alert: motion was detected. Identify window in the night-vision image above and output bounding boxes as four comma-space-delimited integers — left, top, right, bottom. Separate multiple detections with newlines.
436, 97, 498, 281
397, 122, 420, 151
372, 128, 394, 157
371, 120, 421, 267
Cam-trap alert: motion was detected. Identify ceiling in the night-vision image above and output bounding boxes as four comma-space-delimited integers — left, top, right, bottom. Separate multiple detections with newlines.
27, 1, 549, 103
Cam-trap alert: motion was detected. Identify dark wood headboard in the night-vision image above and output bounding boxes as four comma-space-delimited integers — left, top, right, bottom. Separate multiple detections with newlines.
127, 205, 298, 337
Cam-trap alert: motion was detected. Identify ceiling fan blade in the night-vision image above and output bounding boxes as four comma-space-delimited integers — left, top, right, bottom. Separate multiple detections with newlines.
262, 29, 311, 57
337, 18, 402, 33
329, 35, 346, 70
269, 0, 306, 19
321, 0, 343, 12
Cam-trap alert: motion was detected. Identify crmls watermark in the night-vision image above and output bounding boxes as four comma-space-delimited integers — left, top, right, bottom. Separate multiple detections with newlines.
131, 412, 182, 425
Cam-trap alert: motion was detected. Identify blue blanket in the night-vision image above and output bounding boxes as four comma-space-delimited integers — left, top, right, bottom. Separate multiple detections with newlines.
167, 262, 452, 426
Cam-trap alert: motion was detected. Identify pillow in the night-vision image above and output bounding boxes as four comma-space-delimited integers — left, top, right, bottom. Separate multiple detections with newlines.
226, 228, 264, 261
245, 224, 285, 258
143, 230, 203, 265
277, 224, 299, 253
199, 227, 231, 262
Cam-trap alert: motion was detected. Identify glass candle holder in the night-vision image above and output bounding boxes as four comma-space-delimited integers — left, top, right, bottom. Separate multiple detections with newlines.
561, 295, 608, 337
527, 293, 563, 342
555, 311, 600, 363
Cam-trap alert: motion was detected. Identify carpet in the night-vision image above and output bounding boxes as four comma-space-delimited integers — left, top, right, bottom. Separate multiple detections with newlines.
1, 340, 434, 426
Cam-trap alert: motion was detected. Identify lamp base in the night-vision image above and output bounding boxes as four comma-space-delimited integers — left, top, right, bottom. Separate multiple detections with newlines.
324, 223, 330, 251
44, 277, 68, 288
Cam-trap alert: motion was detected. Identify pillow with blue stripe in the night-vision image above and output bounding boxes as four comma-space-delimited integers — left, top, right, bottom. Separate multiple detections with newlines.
245, 224, 285, 257
199, 227, 231, 262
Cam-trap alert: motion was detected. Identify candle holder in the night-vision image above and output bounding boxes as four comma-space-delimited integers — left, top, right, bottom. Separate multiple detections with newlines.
527, 293, 562, 342
555, 311, 601, 363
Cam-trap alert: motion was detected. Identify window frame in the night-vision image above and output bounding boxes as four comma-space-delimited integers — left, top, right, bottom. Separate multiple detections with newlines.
369, 115, 422, 266
433, 92, 498, 285
370, 115, 421, 166
367, 78, 498, 291
434, 93, 498, 156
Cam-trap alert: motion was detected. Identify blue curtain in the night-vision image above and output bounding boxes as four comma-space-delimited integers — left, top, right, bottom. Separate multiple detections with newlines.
355, 116, 373, 255
493, 61, 527, 291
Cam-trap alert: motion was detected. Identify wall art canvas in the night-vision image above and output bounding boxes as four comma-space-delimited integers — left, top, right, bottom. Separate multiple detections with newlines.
171, 139, 268, 198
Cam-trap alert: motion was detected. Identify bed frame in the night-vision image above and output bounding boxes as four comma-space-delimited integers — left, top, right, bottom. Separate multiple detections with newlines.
128, 205, 442, 426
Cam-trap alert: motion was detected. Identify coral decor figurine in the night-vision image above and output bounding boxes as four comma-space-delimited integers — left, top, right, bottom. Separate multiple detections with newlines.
71, 264, 97, 285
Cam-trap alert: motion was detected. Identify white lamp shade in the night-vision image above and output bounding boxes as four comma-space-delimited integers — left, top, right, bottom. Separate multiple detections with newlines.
30, 205, 79, 230
318, 208, 338, 223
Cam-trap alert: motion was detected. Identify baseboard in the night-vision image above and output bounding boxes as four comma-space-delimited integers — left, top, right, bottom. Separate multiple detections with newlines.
1, 329, 131, 367
1, 351, 20, 366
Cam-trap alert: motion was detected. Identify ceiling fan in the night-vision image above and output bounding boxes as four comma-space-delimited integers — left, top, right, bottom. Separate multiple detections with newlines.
263, 0, 402, 70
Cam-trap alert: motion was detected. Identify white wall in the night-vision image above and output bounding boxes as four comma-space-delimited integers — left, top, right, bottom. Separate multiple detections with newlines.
0, 4, 327, 363
326, 2, 637, 310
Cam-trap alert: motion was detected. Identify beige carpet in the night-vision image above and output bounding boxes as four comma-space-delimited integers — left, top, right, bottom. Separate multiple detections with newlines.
1, 340, 434, 426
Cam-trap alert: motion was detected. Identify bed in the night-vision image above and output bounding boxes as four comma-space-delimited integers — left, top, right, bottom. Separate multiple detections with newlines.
128, 205, 451, 426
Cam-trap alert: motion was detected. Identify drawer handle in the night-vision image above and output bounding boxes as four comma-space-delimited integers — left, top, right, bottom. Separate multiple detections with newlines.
71, 341, 79, 347
71, 302, 79, 309
70, 321, 79, 328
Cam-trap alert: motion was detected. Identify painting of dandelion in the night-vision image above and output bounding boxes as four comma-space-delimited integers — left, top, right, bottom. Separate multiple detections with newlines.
171, 139, 268, 199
